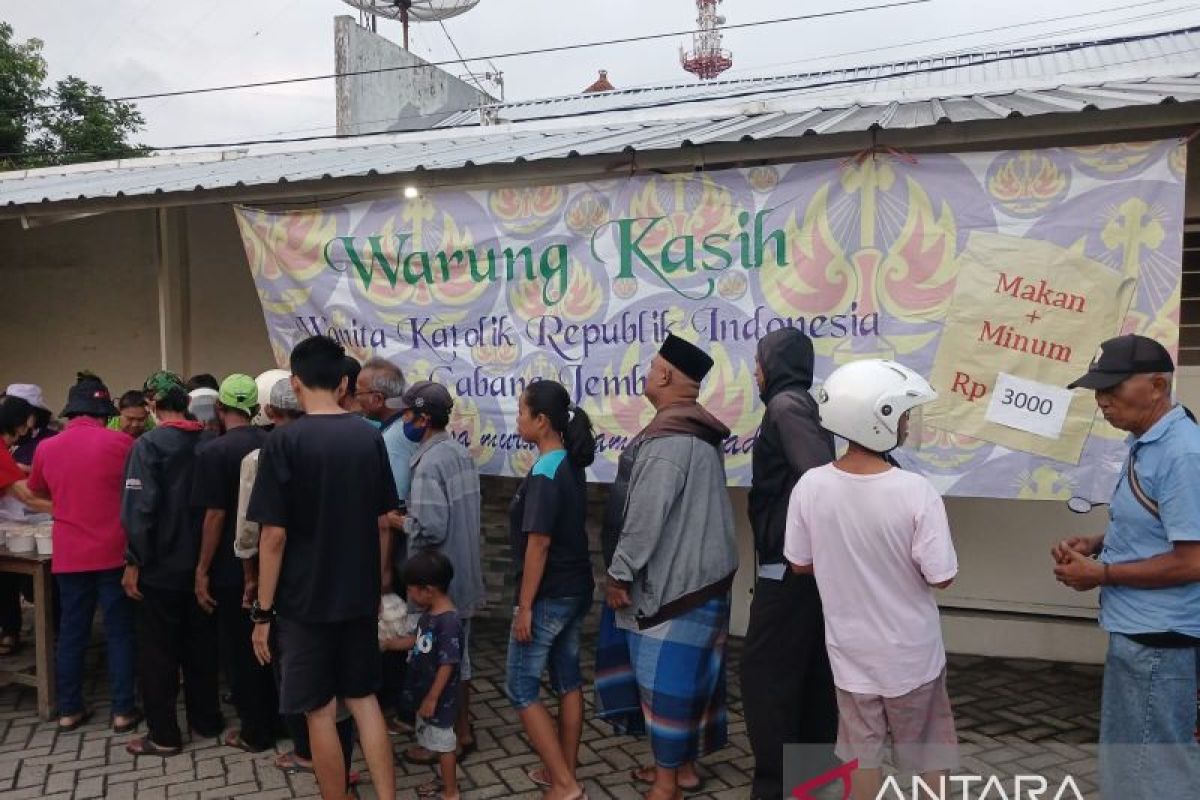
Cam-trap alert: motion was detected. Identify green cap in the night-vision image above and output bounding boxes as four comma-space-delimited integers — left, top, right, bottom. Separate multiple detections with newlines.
218, 373, 259, 415
143, 370, 186, 400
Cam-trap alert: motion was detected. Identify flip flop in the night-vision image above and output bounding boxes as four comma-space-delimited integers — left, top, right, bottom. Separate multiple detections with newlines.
57, 709, 93, 733
415, 778, 444, 797
630, 766, 704, 794
112, 710, 144, 734
221, 729, 269, 754
527, 767, 551, 788
126, 736, 181, 758
275, 751, 314, 774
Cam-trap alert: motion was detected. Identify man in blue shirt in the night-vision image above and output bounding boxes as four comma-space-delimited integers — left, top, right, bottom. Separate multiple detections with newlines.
1053, 334, 1200, 800
355, 357, 416, 732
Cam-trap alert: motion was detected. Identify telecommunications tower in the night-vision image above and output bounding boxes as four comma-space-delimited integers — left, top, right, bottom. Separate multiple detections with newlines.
681, 0, 733, 80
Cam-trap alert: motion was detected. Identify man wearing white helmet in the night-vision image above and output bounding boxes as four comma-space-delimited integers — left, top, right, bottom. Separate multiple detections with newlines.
784, 359, 959, 800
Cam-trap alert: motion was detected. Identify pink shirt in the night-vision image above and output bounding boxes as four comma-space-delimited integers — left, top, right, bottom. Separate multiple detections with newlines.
784, 464, 958, 698
27, 417, 133, 574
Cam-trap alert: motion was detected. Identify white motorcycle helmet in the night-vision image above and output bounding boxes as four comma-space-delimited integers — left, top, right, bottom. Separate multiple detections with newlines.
254, 369, 292, 424
815, 359, 937, 452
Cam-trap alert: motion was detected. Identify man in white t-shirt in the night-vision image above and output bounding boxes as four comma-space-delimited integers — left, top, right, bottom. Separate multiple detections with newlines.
784, 359, 959, 800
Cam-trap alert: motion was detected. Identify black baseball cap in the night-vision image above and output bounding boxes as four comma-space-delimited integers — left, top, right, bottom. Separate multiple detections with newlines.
385, 380, 454, 416
1067, 334, 1175, 391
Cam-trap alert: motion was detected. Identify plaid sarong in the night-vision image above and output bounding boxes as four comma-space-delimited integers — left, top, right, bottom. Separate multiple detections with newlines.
594, 604, 646, 736
626, 595, 731, 768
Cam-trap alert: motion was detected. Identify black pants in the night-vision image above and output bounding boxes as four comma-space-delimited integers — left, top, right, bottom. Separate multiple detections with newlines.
214, 584, 279, 749
137, 585, 223, 748
741, 571, 839, 800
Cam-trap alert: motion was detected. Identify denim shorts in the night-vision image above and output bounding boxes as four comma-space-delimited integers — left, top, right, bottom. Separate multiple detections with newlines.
504, 594, 591, 711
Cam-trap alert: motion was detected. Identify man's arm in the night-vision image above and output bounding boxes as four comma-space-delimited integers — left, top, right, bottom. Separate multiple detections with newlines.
608, 453, 686, 586
195, 509, 224, 613
120, 442, 158, 573
379, 514, 394, 593
403, 463, 450, 549
251, 524, 286, 666
9, 481, 51, 514
1057, 542, 1200, 591
776, 395, 836, 475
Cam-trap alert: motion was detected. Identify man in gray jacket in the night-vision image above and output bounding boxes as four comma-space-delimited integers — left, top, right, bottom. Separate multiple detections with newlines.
607, 333, 739, 800
391, 380, 485, 764
743, 328, 837, 799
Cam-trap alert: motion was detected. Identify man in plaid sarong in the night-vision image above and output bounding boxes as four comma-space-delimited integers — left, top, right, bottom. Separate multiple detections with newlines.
604, 335, 739, 800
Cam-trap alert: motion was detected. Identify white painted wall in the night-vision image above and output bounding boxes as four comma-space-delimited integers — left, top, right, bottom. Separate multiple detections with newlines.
334, 15, 494, 135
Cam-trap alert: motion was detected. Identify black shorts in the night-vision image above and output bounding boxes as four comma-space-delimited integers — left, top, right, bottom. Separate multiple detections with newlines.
274, 616, 380, 715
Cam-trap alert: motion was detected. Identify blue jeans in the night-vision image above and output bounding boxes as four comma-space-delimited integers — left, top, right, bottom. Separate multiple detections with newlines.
505, 594, 591, 711
1100, 633, 1200, 800
56, 568, 136, 716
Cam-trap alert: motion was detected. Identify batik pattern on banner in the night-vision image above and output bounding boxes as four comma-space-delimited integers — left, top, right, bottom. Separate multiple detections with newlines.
235, 139, 1185, 500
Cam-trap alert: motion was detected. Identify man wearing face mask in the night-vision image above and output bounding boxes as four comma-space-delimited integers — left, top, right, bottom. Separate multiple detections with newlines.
389, 381, 485, 764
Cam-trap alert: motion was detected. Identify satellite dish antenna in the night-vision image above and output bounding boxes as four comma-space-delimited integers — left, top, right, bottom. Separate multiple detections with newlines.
341, 1, 481, 49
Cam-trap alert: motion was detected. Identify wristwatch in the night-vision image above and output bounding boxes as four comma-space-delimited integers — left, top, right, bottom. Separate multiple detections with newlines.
250, 600, 276, 624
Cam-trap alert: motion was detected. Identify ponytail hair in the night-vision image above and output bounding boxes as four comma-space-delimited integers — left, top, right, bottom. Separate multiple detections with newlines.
522, 380, 596, 469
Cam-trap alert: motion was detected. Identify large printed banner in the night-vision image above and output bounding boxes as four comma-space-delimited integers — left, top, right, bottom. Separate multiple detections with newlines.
235, 139, 1186, 500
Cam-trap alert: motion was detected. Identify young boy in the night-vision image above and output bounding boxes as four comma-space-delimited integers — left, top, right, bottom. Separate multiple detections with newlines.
385, 549, 463, 800
784, 360, 959, 800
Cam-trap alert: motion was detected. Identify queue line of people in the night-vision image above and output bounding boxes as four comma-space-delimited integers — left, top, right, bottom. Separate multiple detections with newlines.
0, 329, 1196, 800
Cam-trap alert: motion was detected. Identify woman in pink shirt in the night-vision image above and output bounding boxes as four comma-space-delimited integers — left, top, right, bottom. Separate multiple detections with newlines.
25, 374, 140, 733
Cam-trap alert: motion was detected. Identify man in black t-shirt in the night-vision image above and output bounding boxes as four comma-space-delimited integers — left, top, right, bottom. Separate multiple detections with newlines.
192, 373, 276, 753
248, 336, 398, 800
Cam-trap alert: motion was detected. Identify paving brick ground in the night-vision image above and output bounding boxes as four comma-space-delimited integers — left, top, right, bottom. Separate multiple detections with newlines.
0, 617, 1103, 799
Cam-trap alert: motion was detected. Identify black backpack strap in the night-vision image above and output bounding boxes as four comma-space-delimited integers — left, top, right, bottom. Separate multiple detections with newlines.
1126, 444, 1160, 521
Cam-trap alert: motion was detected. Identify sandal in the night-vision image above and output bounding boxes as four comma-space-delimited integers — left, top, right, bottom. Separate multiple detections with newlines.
527, 767, 551, 788
57, 709, 93, 733
112, 710, 144, 734
221, 729, 269, 754
126, 736, 181, 757
275, 751, 313, 774
415, 778, 444, 797
631, 766, 704, 794
402, 746, 439, 765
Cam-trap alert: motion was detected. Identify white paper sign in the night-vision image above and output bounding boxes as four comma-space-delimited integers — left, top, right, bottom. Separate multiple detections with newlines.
985, 372, 1074, 440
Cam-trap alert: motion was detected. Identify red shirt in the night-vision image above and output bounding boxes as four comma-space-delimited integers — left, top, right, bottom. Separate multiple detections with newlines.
0, 448, 22, 492
27, 417, 133, 573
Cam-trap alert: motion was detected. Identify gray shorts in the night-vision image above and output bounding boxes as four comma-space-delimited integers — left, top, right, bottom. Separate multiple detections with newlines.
834, 668, 959, 773
415, 717, 457, 754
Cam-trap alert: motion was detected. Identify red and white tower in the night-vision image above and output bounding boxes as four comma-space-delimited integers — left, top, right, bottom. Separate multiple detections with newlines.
681, 0, 733, 80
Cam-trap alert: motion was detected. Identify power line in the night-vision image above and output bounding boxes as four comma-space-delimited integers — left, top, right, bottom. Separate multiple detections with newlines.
93, 4, 1200, 146
14, 0, 931, 113
8, 25, 1196, 163
717, 0, 1183, 80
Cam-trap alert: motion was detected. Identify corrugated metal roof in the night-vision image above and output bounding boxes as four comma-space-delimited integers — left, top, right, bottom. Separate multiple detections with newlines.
3, 27, 1200, 210
439, 26, 1200, 126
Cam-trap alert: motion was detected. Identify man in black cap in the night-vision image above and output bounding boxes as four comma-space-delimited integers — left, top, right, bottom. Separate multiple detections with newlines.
1052, 333, 1200, 799
743, 328, 838, 799
604, 334, 739, 800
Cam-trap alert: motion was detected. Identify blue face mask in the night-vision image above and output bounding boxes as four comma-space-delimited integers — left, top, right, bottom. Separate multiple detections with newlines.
402, 419, 424, 443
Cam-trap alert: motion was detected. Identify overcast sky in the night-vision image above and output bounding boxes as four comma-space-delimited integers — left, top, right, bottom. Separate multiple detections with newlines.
5, 0, 1200, 149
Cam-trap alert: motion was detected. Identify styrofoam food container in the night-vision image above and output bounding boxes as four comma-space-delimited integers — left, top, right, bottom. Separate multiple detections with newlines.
6, 533, 35, 553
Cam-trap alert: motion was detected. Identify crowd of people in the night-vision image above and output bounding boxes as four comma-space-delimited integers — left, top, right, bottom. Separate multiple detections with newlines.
0, 328, 1195, 800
